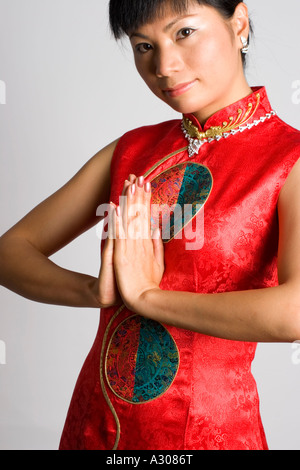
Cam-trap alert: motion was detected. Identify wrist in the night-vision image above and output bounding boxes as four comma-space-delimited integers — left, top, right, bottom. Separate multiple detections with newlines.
126, 286, 162, 316
86, 276, 103, 308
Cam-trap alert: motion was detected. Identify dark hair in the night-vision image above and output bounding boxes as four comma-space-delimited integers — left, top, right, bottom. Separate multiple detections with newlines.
109, 0, 252, 65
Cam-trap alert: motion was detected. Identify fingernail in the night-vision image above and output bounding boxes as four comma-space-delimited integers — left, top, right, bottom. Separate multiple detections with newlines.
131, 184, 136, 195
145, 182, 151, 193
138, 176, 144, 187
116, 206, 121, 217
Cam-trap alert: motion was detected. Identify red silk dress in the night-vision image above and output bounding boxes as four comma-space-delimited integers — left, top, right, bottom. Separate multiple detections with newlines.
59, 87, 300, 450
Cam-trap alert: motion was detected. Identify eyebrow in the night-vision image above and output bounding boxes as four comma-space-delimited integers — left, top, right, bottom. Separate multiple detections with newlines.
130, 14, 198, 40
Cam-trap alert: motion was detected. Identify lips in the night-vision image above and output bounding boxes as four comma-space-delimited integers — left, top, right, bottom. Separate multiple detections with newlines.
163, 80, 197, 98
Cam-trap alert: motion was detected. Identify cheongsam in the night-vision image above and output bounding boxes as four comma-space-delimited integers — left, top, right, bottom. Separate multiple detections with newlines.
59, 87, 300, 450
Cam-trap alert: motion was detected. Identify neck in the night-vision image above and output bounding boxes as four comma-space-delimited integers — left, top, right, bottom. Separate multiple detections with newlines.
192, 78, 253, 127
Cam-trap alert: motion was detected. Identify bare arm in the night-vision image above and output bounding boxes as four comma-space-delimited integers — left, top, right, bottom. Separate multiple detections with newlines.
0, 140, 118, 308
113, 162, 300, 343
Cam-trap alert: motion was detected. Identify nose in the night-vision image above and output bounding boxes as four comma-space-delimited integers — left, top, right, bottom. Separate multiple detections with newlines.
154, 46, 182, 78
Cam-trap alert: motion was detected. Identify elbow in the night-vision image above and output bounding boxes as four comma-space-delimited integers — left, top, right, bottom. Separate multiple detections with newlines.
0, 232, 24, 285
290, 309, 300, 344
0, 235, 8, 281
0, 235, 13, 286
268, 280, 300, 343
281, 296, 300, 343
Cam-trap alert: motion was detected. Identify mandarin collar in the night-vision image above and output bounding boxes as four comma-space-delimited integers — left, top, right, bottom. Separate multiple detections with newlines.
183, 86, 272, 133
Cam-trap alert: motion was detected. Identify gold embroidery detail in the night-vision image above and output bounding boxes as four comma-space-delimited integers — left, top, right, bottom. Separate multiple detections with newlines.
99, 305, 125, 450
143, 147, 188, 179
182, 93, 261, 140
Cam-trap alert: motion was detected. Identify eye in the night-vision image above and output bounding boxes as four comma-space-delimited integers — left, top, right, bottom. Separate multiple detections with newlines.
177, 28, 196, 40
135, 43, 153, 54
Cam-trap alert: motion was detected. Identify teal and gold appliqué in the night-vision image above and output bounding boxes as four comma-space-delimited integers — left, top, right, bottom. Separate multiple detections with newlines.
150, 162, 213, 241
105, 315, 179, 404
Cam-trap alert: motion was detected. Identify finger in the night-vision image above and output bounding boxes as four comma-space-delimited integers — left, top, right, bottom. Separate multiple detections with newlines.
122, 179, 131, 197
102, 233, 114, 259
151, 227, 161, 240
152, 229, 165, 266
137, 175, 144, 189
126, 181, 151, 239
108, 202, 117, 239
132, 176, 144, 209
114, 205, 126, 241
123, 177, 151, 240
133, 176, 149, 212
122, 182, 136, 236
144, 180, 152, 220
140, 178, 152, 239
120, 180, 133, 234
141, 180, 152, 239
128, 174, 137, 184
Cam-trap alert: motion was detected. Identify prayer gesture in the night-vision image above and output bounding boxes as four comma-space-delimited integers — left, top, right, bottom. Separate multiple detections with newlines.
112, 175, 165, 312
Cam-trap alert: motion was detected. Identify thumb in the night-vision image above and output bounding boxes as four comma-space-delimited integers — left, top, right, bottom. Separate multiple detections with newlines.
152, 229, 164, 266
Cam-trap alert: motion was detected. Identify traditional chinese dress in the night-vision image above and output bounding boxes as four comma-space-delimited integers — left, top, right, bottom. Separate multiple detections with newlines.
59, 87, 300, 450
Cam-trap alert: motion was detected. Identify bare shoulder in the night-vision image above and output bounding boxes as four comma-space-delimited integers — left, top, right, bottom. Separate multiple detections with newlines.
0, 139, 119, 256
279, 158, 300, 204
277, 158, 300, 283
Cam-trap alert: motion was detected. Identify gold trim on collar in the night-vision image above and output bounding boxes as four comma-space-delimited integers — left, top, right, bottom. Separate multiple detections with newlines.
183, 93, 261, 141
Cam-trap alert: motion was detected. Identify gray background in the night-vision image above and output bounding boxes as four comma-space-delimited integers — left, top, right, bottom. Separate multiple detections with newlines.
0, 0, 299, 450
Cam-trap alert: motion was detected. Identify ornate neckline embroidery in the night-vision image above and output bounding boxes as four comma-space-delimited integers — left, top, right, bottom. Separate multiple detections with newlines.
181, 93, 276, 157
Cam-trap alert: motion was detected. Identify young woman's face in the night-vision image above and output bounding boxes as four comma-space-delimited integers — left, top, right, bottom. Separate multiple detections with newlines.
129, 1, 250, 124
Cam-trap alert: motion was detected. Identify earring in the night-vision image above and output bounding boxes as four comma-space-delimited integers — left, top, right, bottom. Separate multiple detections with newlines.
241, 36, 249, 54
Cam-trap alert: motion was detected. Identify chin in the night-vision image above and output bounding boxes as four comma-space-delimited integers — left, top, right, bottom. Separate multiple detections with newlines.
152, 88, 205, 116
162, 93, 206, 116
164, 100, 203, 116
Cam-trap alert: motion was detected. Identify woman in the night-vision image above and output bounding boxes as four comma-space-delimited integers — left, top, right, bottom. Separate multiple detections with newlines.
0, 0, 300, 450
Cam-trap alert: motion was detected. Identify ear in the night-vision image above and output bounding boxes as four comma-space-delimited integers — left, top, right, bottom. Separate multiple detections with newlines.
232, 2, 250, 46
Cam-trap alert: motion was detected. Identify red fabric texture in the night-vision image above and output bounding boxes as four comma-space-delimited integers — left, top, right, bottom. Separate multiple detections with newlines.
59, 87, 300, 450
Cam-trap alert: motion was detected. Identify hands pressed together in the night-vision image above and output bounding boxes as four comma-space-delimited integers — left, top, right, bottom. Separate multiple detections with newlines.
89, 161, 300, 343
94, 174, 165, 312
